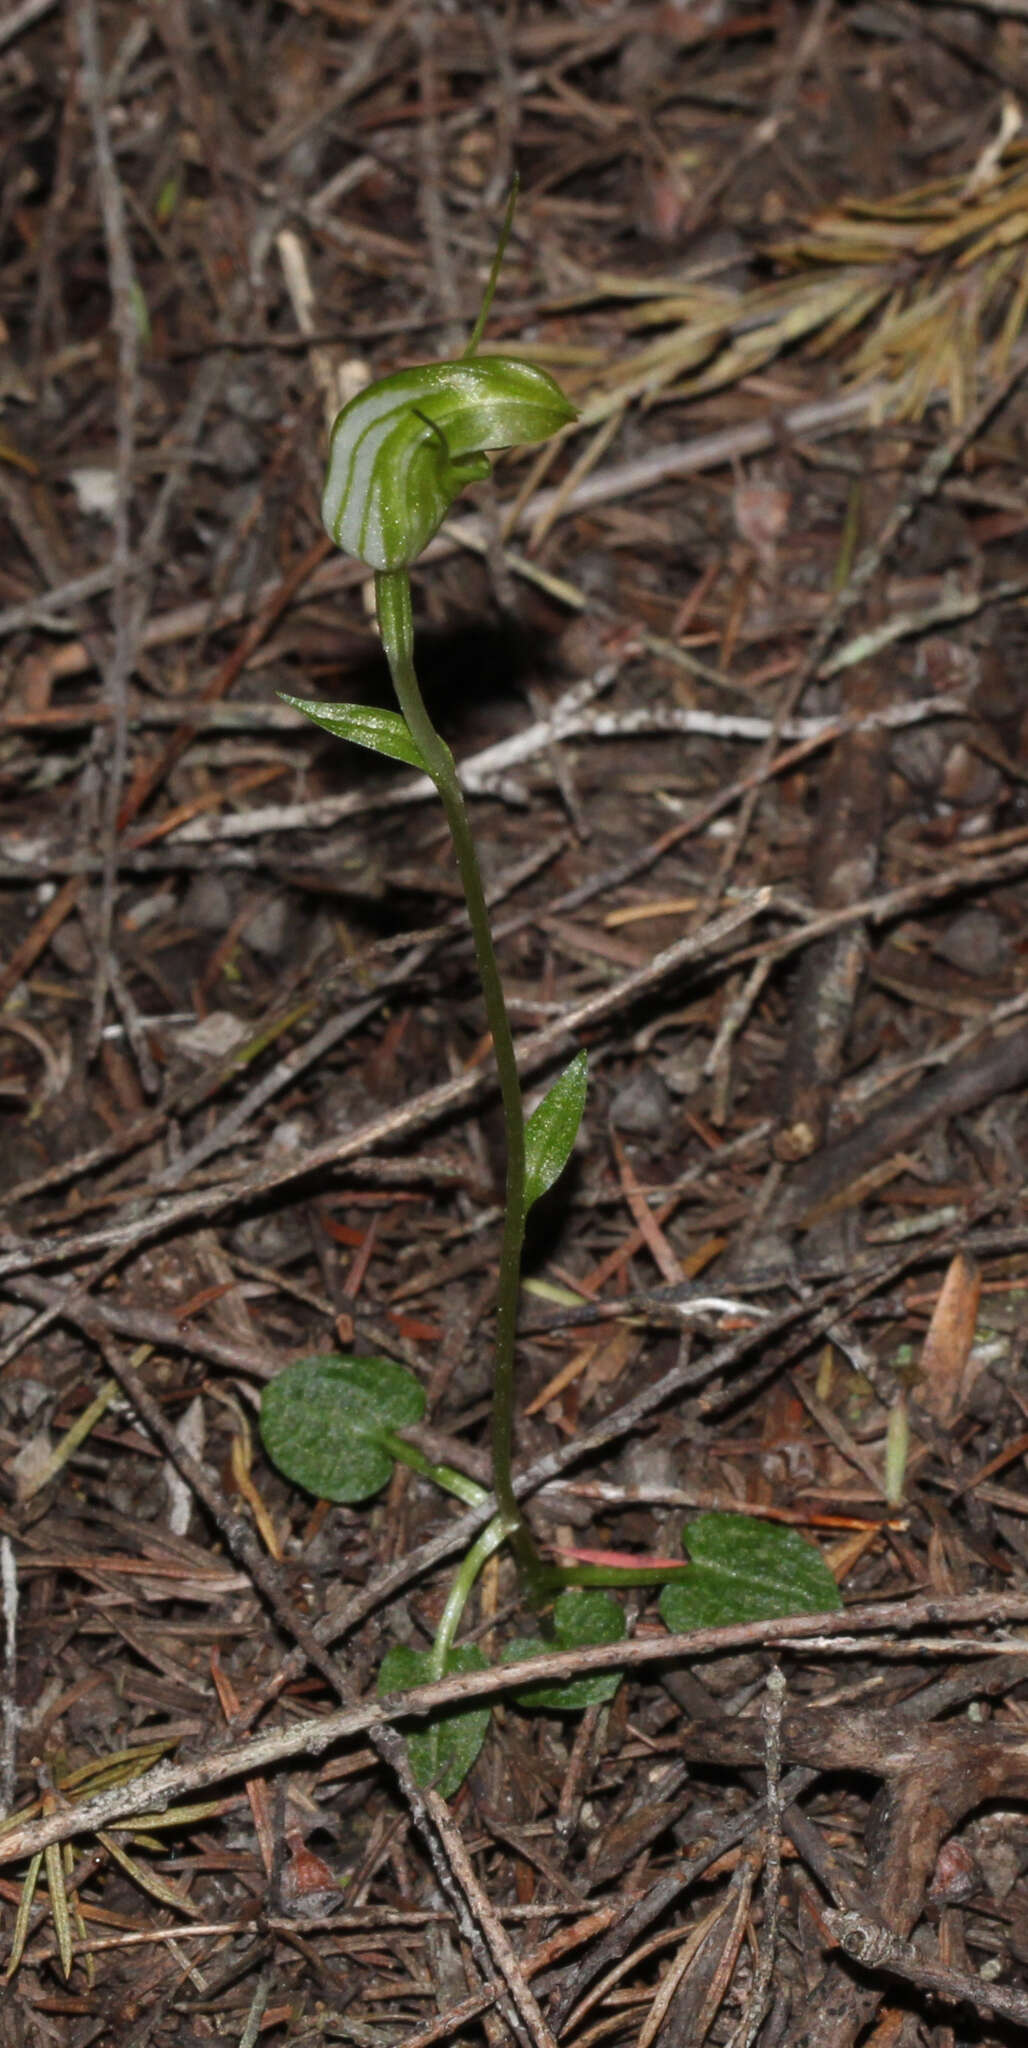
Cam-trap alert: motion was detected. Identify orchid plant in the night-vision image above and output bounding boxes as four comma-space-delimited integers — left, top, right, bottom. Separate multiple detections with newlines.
259, 193, 840, 1793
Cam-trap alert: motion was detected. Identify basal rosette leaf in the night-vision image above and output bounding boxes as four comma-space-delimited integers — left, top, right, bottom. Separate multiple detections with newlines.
504, 1589, 625, 1711
378, 1643, 490, 1797
658, 1513, 841, 1631
523, 1050, 588, 1219
260, 1354, 425, 1504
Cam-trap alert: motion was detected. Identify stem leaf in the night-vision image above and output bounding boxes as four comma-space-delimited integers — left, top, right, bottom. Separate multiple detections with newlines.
658, 1513, 841, 1631
279, 696, 429, 772
523, 1050, 588, 1218
504, 1588, 625, 1711
260, 1354, 425, 1503
378, 1643, 490, 1797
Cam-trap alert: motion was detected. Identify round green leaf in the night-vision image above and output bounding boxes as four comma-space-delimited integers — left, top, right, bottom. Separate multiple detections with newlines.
260, 1354, 425, 1503
659, 1513, 841, 1632
505, 1589, 625, 1712
523, 1050, 588, 1218
378, 1643, 490, 1798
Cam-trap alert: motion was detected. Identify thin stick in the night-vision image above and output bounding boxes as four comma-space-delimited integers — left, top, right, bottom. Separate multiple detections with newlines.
0, 1539, 18, 1819
0, 0, 58, 48
76, 0, 141, 1056
4, 1593, 1028, 1866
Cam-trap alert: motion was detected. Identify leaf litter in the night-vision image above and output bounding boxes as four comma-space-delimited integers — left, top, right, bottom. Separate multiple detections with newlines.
2, 4, 1028, 2045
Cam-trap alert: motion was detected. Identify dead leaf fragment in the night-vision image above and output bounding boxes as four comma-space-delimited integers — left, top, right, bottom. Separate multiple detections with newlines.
918, 1252, 981, 1425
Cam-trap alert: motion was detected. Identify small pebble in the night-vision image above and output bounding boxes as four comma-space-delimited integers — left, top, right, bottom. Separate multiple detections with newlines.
890, 724, 949, 794
208, 417, 260, 478
928, 1836, 979, 1904
662, 1048, 704, 1099
174, 1011, 250, 1062
610, 1064, 673, 1138
619, 1436, 678, 1493
245, 895, 291, 959
181, 872, 235, 933
932, 908, 1008, 977
940, 740, 1002, 809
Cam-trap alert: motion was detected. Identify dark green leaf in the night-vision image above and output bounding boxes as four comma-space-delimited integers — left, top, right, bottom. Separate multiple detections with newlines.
260, 1354, 425, 1503
659, 1514, 841, 1632
504, 1588, 625, 1711
279, 697, 429, 772
378, 1643, 490, 1797
523, 1051, 588, 1218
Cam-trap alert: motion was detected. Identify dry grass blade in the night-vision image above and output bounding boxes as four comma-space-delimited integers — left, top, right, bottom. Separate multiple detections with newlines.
42, 1837, 74, 1981
563, 1904, 726, 2038
4, 1850, 43, 1981
13, 1376, 119, 1503
578, 137, 1028, 422
0, 1744, 223, 1980
4, 1793, 85, 1984
96, 1831, 203, 1920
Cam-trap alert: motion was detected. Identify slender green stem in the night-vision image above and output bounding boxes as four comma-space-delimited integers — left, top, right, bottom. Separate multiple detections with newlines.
427, 1514, 511, 1683
380, 1431, 489, 1511
376, 569, 546, 1604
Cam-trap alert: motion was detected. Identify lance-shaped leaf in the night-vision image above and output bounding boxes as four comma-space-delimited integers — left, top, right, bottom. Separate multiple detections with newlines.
279, 696, 429, 772
504, 1588, 625, 1711
378, 1643, 490, 1798
260, 1354, 425, 1503
658, 1513, 841, 1632
523, 1050, 588, 1218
